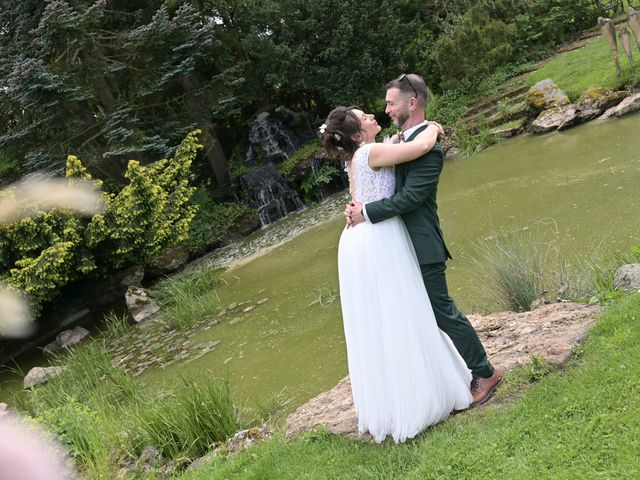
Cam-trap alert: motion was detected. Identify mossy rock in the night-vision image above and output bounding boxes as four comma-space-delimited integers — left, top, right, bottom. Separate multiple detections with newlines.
231, 210, 261, 237
527, 79, 570, 112
576, 88, 628, 110
491, 118, 526, 138
147, 247, 190, 277
280, 140, 324, 182
487, 102, 529, 127
530, 105, 577, 134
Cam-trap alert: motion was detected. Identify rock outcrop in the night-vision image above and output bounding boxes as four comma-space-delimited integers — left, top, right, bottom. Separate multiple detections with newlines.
146, 248, 190, 278
527, 79, 579, 134
492, 121, 524, 138
44, 326, 90, 354
120, 265, 145, 288
23, 366, 64, 389
125, 287, 161, 323
599, 92, 640, 120
285, 302, 601, 440
285, 376, 359, 440
530, 105, 577, 133
527, 79, 571, 112
574, 88, 629, 122
613, 264, 640, 292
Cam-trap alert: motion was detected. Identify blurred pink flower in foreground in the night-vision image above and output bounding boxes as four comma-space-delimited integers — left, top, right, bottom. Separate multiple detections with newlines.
0, 413, 75, 480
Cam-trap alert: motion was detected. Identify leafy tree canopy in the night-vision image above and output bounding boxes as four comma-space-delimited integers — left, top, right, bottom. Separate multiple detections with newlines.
0, 0, 599, 186
0, 0, 231, 183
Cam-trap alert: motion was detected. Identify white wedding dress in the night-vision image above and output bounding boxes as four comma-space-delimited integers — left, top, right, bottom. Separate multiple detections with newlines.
338, 143, 472, 443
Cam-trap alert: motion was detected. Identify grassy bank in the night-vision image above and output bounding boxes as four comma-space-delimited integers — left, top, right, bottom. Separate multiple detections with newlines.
13, 326, 243, 478
11, 226, 639, 479
426, 32, 639, 157
175, 291, 640, 479
528, 37, 638, 100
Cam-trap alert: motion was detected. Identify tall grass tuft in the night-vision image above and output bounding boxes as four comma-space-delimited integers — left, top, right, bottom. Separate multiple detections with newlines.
251, 388, 292, 425
150, 267, 222, 330
130, 377, 240, 459
453, 120, 499, 158
100, 310, 131, 340
471, 228, 545, 312
469, 222, 602, 312
16, 341, 138, 478
18, 341, 137, 414
586, 247, 640, 304
15, 337, 244, 477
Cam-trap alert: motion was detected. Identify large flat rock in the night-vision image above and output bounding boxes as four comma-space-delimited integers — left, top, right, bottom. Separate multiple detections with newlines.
285, 302, 601, 440
599, 92, 640, 120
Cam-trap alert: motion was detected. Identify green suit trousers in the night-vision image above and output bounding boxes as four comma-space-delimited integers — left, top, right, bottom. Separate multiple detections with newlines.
420, 262, 494, 380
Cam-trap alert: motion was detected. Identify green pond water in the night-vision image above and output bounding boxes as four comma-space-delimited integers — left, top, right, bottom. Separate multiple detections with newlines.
2, 113, 640, 410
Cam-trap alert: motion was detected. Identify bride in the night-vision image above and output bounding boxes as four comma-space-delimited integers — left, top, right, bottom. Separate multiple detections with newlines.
320, 106, 472, 443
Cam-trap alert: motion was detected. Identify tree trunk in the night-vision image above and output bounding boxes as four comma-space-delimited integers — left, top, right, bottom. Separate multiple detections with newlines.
206, 133, 230, 187
180, 73, 230, 186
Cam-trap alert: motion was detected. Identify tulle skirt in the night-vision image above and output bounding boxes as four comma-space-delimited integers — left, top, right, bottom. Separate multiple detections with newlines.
338, 216, 472, 443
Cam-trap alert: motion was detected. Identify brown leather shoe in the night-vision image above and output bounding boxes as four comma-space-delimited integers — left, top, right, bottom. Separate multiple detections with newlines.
471, 370, 503, 406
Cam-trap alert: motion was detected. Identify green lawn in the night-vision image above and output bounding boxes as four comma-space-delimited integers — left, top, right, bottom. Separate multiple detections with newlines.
492, 117, 525, 131
527, 37, 637, 100
176, 293, 640, 479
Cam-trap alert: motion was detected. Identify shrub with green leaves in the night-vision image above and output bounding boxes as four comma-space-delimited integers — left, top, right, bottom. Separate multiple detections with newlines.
279, 140, 323, 180
186, 187, 255, 253
0, 147, 21, 182
488, 0, 598, 58
435, 4, 514, 90
280, 139, 342, 203
0, 131, 200, 314
86, 131, 200, 268
300, 163, 341, 203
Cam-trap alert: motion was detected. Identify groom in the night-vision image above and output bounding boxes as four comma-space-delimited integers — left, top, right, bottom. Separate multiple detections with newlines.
346, 73, 502, 405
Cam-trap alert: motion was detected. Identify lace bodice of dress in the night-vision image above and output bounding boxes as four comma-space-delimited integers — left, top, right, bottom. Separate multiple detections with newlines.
350, 143, 396, 204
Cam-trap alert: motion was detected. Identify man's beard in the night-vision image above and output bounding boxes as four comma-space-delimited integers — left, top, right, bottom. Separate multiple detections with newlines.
395, 108, 410, 129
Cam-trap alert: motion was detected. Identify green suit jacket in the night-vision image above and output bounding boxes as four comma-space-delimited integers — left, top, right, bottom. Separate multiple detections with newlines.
365, 124, 452, 265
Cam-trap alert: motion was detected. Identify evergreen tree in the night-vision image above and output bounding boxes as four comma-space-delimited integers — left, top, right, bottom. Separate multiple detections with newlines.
0, 0, 231, 185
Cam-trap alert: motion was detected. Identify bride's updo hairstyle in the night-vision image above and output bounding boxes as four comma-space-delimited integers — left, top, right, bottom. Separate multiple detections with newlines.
320, 106, 362, 165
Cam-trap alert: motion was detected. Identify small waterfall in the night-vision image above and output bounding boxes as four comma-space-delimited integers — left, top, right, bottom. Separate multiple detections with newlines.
240, 163, 304, 228
239, 113, 305, 226
244, 112, 297, 166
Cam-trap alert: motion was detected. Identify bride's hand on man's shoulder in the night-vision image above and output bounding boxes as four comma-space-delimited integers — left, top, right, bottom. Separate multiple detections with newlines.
426, 121, 445, 140
414, 123, 440, 145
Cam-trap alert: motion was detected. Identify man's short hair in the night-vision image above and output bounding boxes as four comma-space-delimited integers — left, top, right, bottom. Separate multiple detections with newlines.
386, 73, 427, 105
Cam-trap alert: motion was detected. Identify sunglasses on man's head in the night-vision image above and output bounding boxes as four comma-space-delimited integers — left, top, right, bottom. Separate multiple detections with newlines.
397, 73, 418, 99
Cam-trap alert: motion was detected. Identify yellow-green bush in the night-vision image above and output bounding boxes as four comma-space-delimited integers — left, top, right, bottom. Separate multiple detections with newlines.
0, 131, 200, 314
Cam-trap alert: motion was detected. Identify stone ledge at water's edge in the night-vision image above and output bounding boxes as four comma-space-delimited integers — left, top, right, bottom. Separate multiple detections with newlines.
455, 79, 640, 149
285, 302, 601, 440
